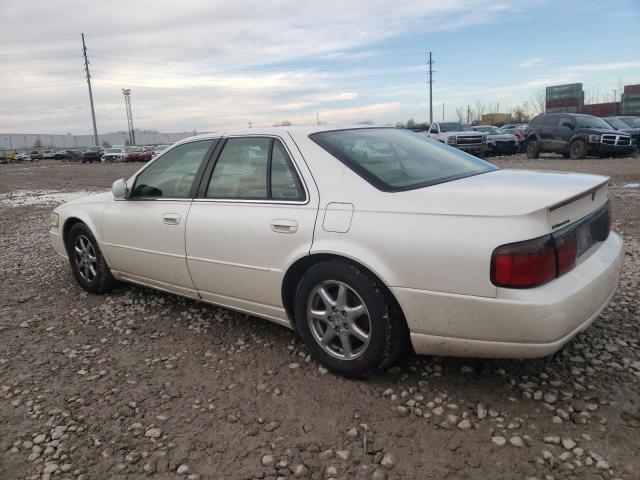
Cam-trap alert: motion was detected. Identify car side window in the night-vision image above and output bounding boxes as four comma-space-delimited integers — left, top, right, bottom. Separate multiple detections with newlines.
429, 124, 438, 134
206, 137, 305, 201
131, 140, 214, 198
271, 140, 304, 200
542, 116, 560, 127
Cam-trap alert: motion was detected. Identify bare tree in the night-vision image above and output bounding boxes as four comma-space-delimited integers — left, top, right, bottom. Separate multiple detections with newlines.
455, 107, 465, 122
474, 101, 486, 124
531, 88, 546, 114
510, 104, 530, 123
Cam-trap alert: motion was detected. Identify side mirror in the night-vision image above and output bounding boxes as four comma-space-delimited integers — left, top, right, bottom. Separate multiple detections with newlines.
112, 178, 129, 200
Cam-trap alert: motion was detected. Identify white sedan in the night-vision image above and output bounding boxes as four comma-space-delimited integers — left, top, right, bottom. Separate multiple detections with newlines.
49, 126, 624, 377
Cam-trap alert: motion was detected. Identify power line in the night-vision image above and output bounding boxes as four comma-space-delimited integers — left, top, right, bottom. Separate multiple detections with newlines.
82, 33, 99, 147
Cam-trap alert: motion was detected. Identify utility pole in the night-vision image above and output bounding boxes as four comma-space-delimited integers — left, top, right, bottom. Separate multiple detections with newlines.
316, 112, 320, 125
248, 122, 252, 129
442, 102, 444, 122
467, 105, 470, 125
427, 52, 434, 125
612, 89, 617, 103
122, 89, 135, 145
82, 33, 99, 147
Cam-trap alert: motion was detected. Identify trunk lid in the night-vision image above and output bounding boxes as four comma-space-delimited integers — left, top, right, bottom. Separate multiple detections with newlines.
390, 169, 609, 227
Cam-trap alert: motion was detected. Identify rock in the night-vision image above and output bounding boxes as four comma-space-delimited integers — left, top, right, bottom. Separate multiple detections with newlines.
291, 464, 309, 478
596, 460, 610, 470
336, 450, 351, 461
432, 406, 444, 416
509, 436, 524, 448
346, 427, 358, 438
380, 452, 397, 469
143, 461, 157, 474
43, 463, 58, 474
289, 362, 300, 369
396, 406, 409, 417
262, 454, 276, 467
477, 404, 487, 420
145, 427, 162, 439
562, 438, 576, 450
543, 393, 558, 404
457, 419, 472, 431
264, 421, 280, 432
492, 436, 507, 447
544, 435, 561, 445
51, 426, 66, 440
372, 468, 388, 480
33, 434, 47, 445
177, 464, 191, 474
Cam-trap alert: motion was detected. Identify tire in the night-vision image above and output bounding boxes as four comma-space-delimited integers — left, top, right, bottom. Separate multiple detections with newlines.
525, 139, 540, 158
82, 160, 86, 164
293, 260, 408, 378
570, 139, 587, 159
67, 223, 117, 294
561, 152, 570, 159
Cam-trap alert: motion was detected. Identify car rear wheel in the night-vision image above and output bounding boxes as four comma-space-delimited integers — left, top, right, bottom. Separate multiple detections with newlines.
526, 139, 540, 158
294, 260, 408, 378
67, 223, 117, 294
570, 139, 587, 159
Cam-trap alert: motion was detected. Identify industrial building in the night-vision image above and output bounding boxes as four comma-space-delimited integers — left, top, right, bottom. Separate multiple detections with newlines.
545, 83, 640, 117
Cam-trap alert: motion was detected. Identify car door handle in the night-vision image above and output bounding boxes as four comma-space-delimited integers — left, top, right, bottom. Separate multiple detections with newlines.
162, 213, 181, 225
270, 219, 298, 234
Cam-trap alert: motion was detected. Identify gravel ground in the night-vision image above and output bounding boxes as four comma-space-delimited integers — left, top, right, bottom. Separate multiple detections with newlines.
1, 155, 639, 480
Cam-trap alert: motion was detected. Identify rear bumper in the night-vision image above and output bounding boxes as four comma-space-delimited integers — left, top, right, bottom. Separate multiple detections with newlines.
393, 233, 624, 358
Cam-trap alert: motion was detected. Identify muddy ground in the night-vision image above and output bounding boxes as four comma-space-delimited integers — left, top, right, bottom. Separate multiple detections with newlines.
0, 155, 639, 480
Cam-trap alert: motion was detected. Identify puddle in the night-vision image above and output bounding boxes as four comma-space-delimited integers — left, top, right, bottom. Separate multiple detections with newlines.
0, 189, 102, 207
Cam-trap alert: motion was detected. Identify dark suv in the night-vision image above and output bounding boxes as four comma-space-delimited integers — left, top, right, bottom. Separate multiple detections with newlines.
81, 147, 102, 164
525, 113, 634, 159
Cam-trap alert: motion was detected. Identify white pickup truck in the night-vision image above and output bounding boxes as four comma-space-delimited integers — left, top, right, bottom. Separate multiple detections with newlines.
425, 122, 488, 156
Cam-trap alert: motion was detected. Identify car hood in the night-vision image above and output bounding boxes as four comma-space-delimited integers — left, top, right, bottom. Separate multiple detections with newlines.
389, 169, 608, 217
441, 130, 484, 136
485, 133, 516, 141
581, 127, 627, 136
58, 191, 112, 208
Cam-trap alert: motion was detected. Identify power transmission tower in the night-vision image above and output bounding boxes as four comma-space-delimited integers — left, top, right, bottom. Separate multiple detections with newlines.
122, 89, 135, 145
427, 52, 434, 125
82, 33, 99, 147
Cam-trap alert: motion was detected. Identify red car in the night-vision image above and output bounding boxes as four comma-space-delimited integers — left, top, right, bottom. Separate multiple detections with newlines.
123, 146, 153, 162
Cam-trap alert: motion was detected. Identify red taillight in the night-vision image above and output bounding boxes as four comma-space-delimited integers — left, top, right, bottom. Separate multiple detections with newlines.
492, 236, 557, 288
555, 230, 577, 276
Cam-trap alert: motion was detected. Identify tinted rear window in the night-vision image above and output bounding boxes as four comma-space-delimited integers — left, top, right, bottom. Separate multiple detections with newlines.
310, 128, 497, 192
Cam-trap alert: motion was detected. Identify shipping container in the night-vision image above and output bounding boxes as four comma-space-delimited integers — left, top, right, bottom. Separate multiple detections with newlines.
546, 83, 584, 102
623, 84, 640, 95
621, 93, 640, 115
582, 102, 620, 117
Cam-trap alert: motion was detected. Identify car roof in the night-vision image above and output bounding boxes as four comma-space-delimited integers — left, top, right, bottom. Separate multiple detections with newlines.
174, 124, 380, 144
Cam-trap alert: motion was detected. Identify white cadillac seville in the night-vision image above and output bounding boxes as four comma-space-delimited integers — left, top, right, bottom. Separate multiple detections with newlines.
50, 126, 625, 377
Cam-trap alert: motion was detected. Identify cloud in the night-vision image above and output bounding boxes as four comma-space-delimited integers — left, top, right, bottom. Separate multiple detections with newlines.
518, 57, 550, 68
0, 0, 516, 133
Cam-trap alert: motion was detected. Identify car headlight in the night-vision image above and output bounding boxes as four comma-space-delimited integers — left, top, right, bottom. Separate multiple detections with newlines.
446, 136, 456, 144
588, 135, 601, 143
50, 212, 59, 228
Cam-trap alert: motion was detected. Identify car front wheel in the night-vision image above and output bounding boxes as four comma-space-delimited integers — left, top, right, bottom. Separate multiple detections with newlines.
570, 139, 587, 159
526, 139, 540, 158
294, 261, 408, 378
67, 223, 117, 294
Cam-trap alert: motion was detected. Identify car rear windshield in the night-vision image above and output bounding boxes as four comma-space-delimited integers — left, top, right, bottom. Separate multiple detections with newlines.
310, 128, 498, 192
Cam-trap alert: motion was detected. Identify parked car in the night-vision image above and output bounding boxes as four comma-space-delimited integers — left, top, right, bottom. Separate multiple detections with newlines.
16, 152, 32, 161
81, 147, 102, 164
2, 151, 18, 163
122, 146, 147, 162
525, 113, 634, 159
63, 150, 80, 161
142, 146, 156, 158
501, 125, 527, 151
603, 116, 640, 150
42, 150, 55, 159
471, 126, 518, 155
50, 126, 624, 377
425, 122, 488, 155
53, 150, 68, 160
153, 144, 170, 156
102, 147, 125, 163
30, 150, 43, 160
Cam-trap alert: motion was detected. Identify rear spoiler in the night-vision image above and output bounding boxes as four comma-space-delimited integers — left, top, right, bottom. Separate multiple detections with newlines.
547, 179, 608, 212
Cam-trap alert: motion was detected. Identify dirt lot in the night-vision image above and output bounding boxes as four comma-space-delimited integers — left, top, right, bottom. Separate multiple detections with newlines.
1, 155, 639, 480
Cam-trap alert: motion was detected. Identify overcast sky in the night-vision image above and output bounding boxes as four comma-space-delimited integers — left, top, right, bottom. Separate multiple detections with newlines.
1, 0, 639, 134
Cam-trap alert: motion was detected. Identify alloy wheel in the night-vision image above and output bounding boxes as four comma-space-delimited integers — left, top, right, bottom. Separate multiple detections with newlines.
307, 280, 371, 360
74, 234, 98, 282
